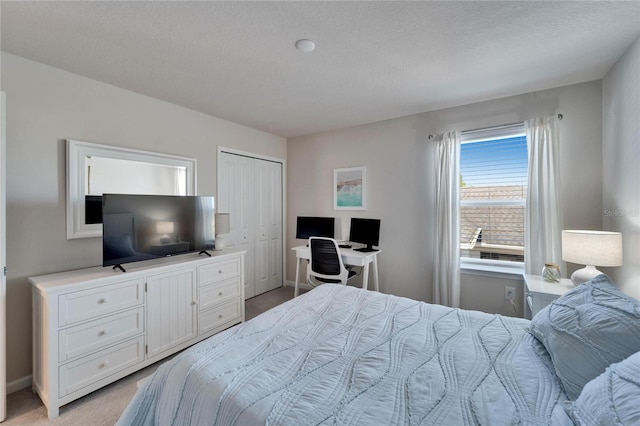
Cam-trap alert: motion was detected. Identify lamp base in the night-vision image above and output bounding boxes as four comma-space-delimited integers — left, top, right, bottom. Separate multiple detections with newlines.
570, 265, 603, 286
214, 235, 226, 251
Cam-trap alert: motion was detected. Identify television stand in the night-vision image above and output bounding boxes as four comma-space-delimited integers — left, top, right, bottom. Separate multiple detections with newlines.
199, 250, 212, 257
112, 264, 126, 273
29, 250, 246, 419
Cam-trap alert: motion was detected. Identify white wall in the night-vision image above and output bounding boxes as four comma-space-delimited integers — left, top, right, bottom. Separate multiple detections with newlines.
287, 80, 604, 316
0, 52, 286, 385
603, 37, 640, 299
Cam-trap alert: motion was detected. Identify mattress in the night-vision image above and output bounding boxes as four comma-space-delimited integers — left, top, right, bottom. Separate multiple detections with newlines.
118, 284, 572, 425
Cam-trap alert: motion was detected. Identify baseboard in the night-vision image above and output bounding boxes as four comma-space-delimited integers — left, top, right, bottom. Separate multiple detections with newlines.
7, 374, 31, 394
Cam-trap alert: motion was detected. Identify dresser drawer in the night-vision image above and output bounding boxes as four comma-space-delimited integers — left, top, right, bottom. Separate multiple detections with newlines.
58, 307, 144, 362
199, 277, 241, 311
199, 299, 242, 335
199, 257, 241, 286
58, 336, 144, 397
58, 279, 144, 326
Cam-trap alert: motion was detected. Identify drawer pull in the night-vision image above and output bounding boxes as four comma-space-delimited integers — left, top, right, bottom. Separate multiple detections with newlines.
191, 301, 198, 306
97, 297, 109, 304
218, 270, 223, 274
218, 291, 223, 296
99, 360, 110, 369
218, 314, 223, 319
99, 328, 109, 336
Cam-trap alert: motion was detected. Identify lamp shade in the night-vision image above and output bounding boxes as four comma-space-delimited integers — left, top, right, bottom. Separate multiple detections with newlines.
215, 213, 231, 235
562, 230, 623, 267
156, 221, 174, 235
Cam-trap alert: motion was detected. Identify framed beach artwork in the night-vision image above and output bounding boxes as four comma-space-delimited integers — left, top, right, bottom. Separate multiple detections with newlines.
334, 166, 366, 210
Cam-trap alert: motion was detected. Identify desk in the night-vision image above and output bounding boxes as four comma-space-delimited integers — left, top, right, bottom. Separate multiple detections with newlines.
292, 245, 380, 296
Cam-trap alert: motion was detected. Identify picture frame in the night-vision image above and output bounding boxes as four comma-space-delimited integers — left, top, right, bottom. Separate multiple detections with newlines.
334, 166, 366, 210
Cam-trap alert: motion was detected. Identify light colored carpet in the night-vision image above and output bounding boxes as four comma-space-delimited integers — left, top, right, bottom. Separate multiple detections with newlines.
4, 285, 300, 425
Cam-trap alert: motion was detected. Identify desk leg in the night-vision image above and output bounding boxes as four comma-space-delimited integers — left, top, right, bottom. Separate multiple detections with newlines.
372, 255, 379, 292
294, 257, 301, 297
362, 263, 370, 291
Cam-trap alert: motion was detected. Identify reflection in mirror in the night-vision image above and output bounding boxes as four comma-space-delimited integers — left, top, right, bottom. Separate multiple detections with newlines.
83, 157, 188, 225
67, 139, 196, 239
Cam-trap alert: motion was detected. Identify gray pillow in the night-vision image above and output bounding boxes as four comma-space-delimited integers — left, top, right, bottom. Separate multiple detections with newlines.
529, 274, 640, 400
564, 351, 640, 425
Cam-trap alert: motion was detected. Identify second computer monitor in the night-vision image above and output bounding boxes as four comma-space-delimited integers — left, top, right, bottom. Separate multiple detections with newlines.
349, 218, 380, 252
296, 216, 335, 240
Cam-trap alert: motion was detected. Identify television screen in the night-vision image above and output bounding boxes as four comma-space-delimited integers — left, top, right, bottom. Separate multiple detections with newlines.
295, 216, 335, 239
349, 218, 381, 252
102, 194, 215, 268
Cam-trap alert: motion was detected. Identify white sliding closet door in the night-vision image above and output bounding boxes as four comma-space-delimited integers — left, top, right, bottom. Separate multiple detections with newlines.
218, 150, 283, 299
218, 153, 256, 298
254, 159, 282, 295
1, 92, 7, 421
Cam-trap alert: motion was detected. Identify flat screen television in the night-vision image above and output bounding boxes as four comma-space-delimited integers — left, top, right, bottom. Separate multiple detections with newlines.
295, 216, 335, 240
349, 218, 381, 252
102, 193, 215, 271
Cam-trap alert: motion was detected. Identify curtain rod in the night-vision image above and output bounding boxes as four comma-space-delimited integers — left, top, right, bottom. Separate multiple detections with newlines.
427, 113, 563, 140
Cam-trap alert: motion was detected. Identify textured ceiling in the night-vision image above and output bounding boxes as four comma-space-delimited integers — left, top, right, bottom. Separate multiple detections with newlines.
1, 1, 639, 138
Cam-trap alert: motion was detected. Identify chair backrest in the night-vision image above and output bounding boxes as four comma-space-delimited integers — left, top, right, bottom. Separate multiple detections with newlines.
308, 237, 349, 286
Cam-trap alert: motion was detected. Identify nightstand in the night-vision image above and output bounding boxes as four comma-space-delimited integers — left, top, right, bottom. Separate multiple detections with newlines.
523, 274, 574, 319
150, 242, 190, 256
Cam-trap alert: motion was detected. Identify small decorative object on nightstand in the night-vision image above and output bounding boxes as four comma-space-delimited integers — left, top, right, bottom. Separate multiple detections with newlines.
541, 263, 561, 283
523, 274, 574, 319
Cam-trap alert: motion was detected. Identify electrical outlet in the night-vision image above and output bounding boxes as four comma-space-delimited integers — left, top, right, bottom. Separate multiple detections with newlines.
505, 286, 516, 301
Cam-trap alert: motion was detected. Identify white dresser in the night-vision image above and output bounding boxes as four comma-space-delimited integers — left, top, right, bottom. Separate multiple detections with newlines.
29, 250, 245, 419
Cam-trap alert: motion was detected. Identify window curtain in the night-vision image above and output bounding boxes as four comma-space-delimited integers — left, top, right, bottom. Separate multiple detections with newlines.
433, 131, 461, 308
525, 116, 562, 275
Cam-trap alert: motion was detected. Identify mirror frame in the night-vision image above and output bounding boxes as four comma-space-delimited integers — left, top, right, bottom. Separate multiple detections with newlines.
67, 139, 197, 239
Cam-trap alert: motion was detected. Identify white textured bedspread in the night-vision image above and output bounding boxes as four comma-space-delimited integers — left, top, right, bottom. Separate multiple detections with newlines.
118, 285, 571, 425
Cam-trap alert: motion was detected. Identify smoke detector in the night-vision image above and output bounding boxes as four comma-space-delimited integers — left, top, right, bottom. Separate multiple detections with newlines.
295, 39, 315, 52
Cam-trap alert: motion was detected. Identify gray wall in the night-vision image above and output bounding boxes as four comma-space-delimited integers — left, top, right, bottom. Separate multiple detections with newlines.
0, 52, 286, 385
287, 80, 605, 315
603, 37, 640, 299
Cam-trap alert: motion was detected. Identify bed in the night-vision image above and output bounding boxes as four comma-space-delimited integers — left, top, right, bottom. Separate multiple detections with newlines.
118, 275, 640, 425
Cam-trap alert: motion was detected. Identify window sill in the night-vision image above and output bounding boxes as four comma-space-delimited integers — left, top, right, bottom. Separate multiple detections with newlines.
460, 258, 524, 280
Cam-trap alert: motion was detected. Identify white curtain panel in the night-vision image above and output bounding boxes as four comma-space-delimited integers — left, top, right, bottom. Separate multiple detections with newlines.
525, 116, 563, 275
433, 131, 461, 308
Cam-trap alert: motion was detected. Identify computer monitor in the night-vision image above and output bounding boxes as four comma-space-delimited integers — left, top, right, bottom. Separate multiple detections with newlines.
295, 216, 335, 240
349, 218, 380, 252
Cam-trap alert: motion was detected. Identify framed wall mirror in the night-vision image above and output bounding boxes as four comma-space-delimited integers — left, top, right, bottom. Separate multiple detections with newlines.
67, 139, 197, 239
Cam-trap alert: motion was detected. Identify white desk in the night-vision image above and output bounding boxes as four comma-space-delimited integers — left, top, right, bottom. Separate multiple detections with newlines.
292, 245, 381, 296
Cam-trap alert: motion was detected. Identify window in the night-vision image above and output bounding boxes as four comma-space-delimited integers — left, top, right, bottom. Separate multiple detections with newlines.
459, 123, 527, 265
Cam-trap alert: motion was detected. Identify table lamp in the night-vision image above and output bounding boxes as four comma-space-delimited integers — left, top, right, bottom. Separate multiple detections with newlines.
562, 230, 623, 286
215, 213, 231, 250
156, 221, 174, 244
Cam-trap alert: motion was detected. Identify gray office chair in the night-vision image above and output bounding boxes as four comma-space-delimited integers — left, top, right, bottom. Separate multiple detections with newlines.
307, 237, 357, 289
